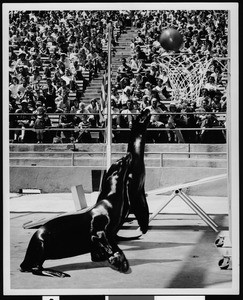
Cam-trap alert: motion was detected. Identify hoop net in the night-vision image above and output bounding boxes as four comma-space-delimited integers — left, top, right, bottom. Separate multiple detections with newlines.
160, 54, 212, 102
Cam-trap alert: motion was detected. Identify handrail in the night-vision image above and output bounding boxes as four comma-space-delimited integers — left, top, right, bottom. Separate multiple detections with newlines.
9, 112, 227, 116
9, 127, 226, 131
9, 151, 227, 155
9, 150, 227, 168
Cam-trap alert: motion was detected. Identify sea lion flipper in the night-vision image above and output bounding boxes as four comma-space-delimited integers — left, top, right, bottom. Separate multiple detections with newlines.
108, 251, 129, 273
32, 267, 70, 278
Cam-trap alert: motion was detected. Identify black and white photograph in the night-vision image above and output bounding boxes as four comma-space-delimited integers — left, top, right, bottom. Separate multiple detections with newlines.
2, 2, 239, 297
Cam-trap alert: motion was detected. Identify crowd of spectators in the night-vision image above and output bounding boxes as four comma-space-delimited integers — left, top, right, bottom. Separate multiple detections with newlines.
9, 10, 228, 144
8, 10, 127, 143
108, 10, 228, 143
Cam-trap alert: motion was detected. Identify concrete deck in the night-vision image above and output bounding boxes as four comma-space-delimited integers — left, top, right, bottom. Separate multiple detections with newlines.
7, 192, 233, 294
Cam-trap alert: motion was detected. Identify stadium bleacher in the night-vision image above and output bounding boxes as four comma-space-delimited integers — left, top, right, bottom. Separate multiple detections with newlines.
9, 10, 228, 144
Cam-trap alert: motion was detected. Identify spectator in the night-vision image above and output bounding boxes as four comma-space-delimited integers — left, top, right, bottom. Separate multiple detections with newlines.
132, 30, 145, 47
129, 55, 139, 72
116, 57, 132, 86
120, 99, 139, 129
196, 88, 208, 108
110, 87, 120, 106
136, 59, 148, 75
147, 98, 168, 143
153, 78, 171, 101
201, 98, 212, 112
76, 101, 90, 123
75, 114, 92, 143
70, 98, 80, 114
42, 78, 57, 112
39, 42, 50, 57
61, 68, 74, 87
148, 63, 159, 84
29, 68, 42, 91
71, 60, 89, 92
143, 70, 157, 87
147, 45, 160, 63
117, 99, 139, 143
132, 72, 145, 90
143, 81, 153, 101
203, 76, 220, 100
55, 79, 70, 110
30, 53, 43, 70
157, 69, 171, 90
9, 46, 18, 64
56, 104, 74, 143
211, 94, 222, 112
17, 77, 29, 101
140, 95, 151, 110
14, 51, 31, 70
86, 98, 100, 127
118, 86, 133, 108
181, 106, 198, 143
14, 99, 34, 143
9, 77, 21, 102
134, 45, 147, 61
200, 113, 226, 143
220, 95, 227, 112
33, 106, 51, 143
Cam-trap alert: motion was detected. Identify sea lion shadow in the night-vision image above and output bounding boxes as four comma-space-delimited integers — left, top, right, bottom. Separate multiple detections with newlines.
50, 260, 114, 272
49, 241, 191, 274
48, 257, 181, 274
49, 260, 133, 274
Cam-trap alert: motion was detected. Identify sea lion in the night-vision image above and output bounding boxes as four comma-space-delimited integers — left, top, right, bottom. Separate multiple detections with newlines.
20, 154, 132, 277
125, 108, 151, 234
20, 109, 151, 277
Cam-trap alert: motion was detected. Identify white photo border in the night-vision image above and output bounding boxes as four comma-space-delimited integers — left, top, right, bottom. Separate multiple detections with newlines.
2, 2, 239, 296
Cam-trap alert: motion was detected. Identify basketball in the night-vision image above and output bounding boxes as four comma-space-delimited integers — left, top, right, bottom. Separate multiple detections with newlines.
159, 28, 183, 51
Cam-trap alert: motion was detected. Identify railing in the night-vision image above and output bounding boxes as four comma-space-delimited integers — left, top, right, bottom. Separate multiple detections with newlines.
9, 112, 227, 127
9, 150, 227, 167
9, 112, 227, 144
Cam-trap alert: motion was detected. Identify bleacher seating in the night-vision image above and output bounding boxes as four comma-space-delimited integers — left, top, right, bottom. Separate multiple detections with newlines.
9, 10, 228, 144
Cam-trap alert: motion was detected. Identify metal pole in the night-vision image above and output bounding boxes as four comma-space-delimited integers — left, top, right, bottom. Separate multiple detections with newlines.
179, 190, 218, 228
106, 23, 112, 170
148, 192, 177, 223
227, 10, 232, 243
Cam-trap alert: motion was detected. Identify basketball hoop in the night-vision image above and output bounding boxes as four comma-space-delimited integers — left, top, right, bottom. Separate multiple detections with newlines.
159, 53, 212, 102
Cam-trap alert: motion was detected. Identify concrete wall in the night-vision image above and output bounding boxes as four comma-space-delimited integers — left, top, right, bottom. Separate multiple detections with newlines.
10, 165, 227, 196
10, 166, 93, 193
9, 143, 228, 196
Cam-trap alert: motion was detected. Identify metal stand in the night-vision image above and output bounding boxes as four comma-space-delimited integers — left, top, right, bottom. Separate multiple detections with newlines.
149, 188, 219, 232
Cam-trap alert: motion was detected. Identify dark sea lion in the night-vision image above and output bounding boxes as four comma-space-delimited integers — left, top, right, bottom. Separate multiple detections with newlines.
125, 108, 151, 234
20, 109, 151, 277
20, 154, 132, 277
